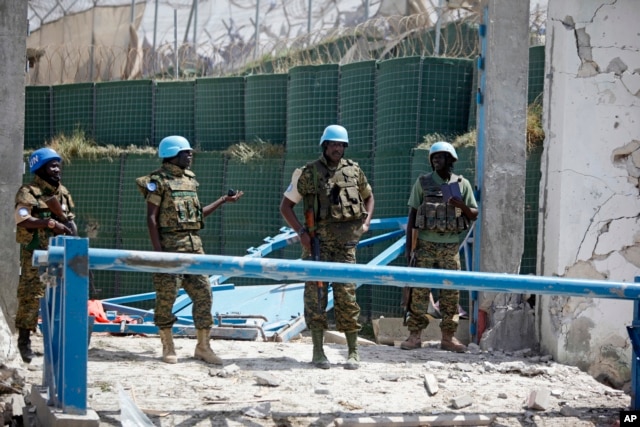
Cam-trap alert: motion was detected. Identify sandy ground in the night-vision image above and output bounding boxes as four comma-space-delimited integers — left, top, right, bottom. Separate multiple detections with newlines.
18, 332, 628, 427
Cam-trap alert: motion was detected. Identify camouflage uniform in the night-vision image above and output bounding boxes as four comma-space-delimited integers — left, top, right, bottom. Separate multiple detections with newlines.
136, 163, 213, 330
405, 171, 477, 335
14, 175, 75, 331
296, 156, 372, 332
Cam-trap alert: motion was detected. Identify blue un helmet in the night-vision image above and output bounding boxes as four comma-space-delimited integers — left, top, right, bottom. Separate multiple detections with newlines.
319, 125, 349, 147
158, 135, 192, 159
429, 141, 458, 164
29, 148, 62, 173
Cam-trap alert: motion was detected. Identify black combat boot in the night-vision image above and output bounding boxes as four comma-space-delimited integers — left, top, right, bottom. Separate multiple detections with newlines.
18, 328, 34, 363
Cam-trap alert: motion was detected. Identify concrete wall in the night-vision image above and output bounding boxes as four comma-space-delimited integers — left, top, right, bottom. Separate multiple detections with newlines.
0, 0, 28, 362
538, 0, 640, 389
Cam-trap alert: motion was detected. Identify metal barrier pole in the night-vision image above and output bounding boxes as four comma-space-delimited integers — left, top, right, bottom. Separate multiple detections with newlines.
37, 236, 90, 414
629, 276, 640, 410
34, 246, 640, 301
35, 237, 640, 411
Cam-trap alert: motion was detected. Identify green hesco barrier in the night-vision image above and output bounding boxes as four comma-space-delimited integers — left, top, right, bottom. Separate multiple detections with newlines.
52, 83, 94, 138
154, 81, 195, 145
190, 152, 226, 256
57, 158, 122, 298
375, 57, 423, 153
420, 57, 474, 137
523, 145, 543, 274
195, 77, 245, 151
287, 64, 339, 155
25, 86, 52, 149
529, 45, 545, 105
338, 60, 376, 157
222, 156, 285, 286
372, 148, 414, 219
468, 65, 479, 130
95, 80, 153, 146
245, 74, 288, 145
222, 156, 284, 251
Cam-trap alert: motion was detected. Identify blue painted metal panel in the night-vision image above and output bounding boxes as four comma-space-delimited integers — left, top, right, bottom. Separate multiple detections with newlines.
631, 276, 640, 410
61, 237, 89, 414
38, 237, 89, 414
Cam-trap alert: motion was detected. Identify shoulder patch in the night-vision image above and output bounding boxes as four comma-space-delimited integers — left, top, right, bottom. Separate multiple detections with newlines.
146, 182, 157, 192
18, 207, 29, 218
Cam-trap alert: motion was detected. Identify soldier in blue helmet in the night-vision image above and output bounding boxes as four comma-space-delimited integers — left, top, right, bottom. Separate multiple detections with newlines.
14, 147, 76, 363
136, 135, 243, 365
401, 141, 478, 353
280, 125, 375, 370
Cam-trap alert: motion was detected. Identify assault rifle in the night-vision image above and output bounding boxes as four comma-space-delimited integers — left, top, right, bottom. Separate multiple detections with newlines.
44, 195, 78, 236
401, 227, 419, 326
304, 208, 324, 314
45, 195, 97, 296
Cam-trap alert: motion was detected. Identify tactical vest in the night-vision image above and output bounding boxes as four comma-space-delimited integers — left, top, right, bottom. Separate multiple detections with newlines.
415, 172, 469, 233
15, 183, 73, 249
145, 169, 203, 232
303, 159, 366, 224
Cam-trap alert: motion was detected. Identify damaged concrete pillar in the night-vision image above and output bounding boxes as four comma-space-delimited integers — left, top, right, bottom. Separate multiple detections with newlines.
0, 0, 28, 333
474, 0, 535, 351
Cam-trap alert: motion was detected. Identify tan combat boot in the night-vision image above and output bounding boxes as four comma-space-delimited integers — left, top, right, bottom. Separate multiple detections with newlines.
441, 331, 467, 353
400, 330, 422, 350
194, 328, 223, 365
159, 328, 178, 364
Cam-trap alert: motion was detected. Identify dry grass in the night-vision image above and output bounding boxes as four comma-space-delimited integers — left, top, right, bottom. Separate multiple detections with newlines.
222, 140, 285, 163
419, 102, 545, 153
31, 130, 286, 165
30, 128, 156, 164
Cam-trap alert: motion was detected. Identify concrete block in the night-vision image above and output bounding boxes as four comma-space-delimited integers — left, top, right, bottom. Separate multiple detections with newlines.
26, 385, 100, 427
423, 373, 439, 395
372, 317, 407, 345
451, 394, 473, 409
527, 388, 551, 410
323, 330, 376, 346
372, 317, 470, 346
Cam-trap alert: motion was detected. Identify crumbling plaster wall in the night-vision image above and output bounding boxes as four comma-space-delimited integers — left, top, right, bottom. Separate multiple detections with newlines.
538, 0, 640, 389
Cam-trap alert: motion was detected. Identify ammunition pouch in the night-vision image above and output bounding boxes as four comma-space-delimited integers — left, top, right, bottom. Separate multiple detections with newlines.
415, 172, 469, 233
416, 201, 469, 232
307, 160, 366, 224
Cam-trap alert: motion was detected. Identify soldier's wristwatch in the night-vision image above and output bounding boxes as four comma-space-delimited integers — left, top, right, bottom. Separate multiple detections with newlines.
47, 219, 56, 229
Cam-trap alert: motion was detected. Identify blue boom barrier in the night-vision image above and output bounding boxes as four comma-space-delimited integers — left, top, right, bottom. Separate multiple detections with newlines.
32, 235, 640, 415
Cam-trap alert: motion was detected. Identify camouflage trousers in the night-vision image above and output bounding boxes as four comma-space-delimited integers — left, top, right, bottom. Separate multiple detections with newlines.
15, 248, 45, 331
302, 222, 362, 332
153, 231, 213, 330
405, 240, 461, 335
